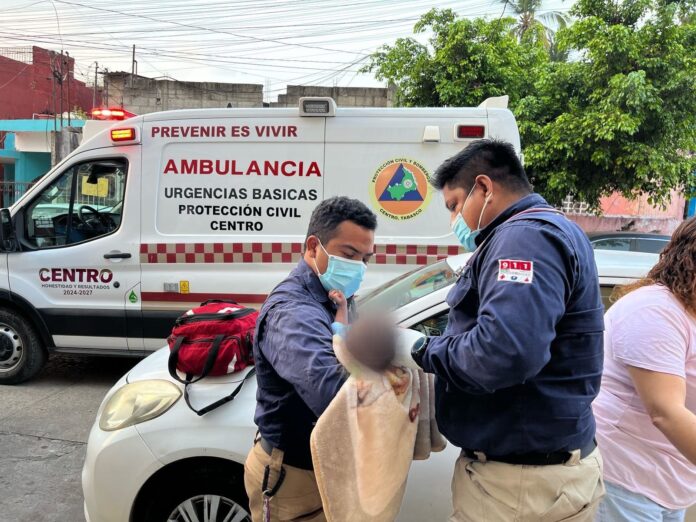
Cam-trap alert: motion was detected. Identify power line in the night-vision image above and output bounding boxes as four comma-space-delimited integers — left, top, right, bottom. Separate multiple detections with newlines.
51, 0, 372, 56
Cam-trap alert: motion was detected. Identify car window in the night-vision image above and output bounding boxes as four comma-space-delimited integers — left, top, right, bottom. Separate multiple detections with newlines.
635, 238, 668, 254
24, 159, 127, 249
358, 259, 457, 313
592, 238, 631, 251
411, 310, 449, 337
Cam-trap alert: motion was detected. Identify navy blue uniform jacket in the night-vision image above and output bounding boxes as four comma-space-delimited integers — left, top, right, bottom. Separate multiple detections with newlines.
252, 260, 347, 469
420, 194, 604, 455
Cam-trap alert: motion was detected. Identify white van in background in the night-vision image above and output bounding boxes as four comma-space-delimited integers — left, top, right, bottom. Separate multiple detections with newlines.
0, 97, 520, 383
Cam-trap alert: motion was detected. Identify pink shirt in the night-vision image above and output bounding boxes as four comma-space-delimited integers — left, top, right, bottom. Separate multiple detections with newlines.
593, 284, 696, 509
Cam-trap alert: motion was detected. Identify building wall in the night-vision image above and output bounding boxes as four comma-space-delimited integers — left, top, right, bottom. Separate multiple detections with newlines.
568, 190, 687, 234
271, 85, 391, 108
105, 73, 263, 114
0, 47, 97, 119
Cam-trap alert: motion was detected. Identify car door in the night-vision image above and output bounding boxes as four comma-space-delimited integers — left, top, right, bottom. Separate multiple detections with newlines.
7, 153, 142, 353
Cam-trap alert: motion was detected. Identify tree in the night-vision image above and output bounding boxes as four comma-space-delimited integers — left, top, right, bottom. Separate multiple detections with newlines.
502, 0, 570, 50
517, 0, 696, 207
364, 9, 549, 108
366, 3, 695, 208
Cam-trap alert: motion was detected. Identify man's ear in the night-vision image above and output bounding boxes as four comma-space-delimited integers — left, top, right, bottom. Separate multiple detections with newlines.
305, 235, 319, 258
475, 175, 494, 198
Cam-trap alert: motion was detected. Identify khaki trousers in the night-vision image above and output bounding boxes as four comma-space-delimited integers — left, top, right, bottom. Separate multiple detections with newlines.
450, 448, 605, 522
244, 441, 326, 522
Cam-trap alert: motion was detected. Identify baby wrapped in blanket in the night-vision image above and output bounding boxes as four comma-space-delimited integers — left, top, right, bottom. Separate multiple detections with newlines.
310, 291, 446, 522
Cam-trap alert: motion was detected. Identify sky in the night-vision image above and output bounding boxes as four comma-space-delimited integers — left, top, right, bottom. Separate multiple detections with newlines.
1, 0, 571, 102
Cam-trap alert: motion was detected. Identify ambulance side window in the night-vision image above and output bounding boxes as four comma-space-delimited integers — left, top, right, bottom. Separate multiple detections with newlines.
24, 159, 128, 249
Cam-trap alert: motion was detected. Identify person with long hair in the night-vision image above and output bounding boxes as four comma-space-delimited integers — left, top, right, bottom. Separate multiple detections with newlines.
594, 217, 696, 521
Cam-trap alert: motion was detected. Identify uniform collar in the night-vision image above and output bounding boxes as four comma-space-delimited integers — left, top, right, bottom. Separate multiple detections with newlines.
297, 258, 332, 305
476, 193, 552, 245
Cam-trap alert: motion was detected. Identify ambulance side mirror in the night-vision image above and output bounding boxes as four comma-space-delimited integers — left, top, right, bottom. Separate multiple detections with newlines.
0, 208, 17, 252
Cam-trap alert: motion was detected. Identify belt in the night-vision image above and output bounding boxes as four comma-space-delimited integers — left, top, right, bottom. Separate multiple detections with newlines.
258, 437, 314, 470
462, 439, 597, 466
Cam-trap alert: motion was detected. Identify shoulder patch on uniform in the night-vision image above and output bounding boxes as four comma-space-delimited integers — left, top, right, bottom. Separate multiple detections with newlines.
498, 259, 533, 284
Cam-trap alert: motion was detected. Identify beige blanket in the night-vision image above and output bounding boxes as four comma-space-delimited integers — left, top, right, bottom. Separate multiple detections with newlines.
310, 334, 446, 522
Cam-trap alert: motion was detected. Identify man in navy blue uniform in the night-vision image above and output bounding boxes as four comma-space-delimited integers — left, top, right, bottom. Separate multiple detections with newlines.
244, 196, 376, 522
411, 140, 606, 521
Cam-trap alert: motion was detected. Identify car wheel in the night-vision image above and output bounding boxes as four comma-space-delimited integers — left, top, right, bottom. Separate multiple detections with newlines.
138, 467, 251, 522
0, 308, 47, 384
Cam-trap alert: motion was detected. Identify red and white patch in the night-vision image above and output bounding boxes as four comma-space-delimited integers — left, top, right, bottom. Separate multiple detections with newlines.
498, 259, 534, 284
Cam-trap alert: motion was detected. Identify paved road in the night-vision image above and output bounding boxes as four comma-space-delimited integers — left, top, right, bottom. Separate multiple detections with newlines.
0, 354, 140, 522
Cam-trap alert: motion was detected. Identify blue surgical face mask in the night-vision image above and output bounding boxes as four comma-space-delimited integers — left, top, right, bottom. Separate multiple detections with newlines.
313, 241, 366, 298
451, 186, 492, 252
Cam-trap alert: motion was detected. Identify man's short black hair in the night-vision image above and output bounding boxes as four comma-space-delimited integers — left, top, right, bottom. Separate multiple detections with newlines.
306, 196, 377, 245
431, 139, 532, 193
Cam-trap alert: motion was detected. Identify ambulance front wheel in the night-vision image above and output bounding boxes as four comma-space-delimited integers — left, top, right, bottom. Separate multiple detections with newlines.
0, 308, 47, 385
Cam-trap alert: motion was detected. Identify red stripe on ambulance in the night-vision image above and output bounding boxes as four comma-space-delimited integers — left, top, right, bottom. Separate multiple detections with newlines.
139, 243, 462, 265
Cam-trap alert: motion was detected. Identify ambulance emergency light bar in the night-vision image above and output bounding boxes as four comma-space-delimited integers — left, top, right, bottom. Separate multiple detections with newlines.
299, 97, 336, 117
91, 107, 137, 121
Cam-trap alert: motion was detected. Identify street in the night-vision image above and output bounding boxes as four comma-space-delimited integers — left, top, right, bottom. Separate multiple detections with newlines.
0, 354, 139, 522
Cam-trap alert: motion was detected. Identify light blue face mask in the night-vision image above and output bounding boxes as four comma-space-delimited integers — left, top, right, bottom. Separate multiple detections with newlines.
313, 241, 366, 298
451, 186, 492, 252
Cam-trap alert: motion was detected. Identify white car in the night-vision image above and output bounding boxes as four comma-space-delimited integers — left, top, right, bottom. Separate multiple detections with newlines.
82, 250, 658, 522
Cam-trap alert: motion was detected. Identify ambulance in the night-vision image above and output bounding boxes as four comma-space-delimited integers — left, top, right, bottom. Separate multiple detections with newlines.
0, 97, 519, 383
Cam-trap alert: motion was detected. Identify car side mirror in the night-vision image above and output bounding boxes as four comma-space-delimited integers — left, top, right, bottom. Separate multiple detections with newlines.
0, 208, 17, 252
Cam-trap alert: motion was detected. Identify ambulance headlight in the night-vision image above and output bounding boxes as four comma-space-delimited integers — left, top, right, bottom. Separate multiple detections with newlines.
99, 380, 181, 431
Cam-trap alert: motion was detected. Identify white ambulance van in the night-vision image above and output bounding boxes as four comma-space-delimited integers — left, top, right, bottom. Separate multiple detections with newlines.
0, 97, 519, 383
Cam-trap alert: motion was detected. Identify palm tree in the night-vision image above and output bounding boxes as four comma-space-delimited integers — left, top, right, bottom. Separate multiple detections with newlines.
500, 0, 569, 49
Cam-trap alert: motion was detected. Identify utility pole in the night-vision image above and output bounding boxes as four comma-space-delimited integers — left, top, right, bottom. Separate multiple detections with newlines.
131, 45, 137, 87
93, 62, 99, 108
66, 52, 71, 125
58, 50, 64, 129
103, 68, 109, 106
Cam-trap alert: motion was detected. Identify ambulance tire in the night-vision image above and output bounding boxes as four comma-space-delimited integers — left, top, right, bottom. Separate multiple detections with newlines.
0, 308, 47, 385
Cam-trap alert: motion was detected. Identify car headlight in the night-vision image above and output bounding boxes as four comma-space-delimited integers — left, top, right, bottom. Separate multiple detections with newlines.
99, 380, 181, 432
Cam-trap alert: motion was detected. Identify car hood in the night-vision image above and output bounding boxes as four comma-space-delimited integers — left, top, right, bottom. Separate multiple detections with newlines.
126, 346, 254, 385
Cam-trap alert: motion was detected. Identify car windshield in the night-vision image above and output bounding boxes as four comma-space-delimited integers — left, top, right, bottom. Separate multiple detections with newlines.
358, 259, 457, 313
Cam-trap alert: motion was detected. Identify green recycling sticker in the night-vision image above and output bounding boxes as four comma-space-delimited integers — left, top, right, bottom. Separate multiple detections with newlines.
128, 290, 138, 304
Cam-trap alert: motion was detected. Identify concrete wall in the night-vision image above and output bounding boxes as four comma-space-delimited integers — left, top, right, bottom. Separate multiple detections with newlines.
271, 85, 392, 108
0, 47, 97, 119
105, 73, 263, 114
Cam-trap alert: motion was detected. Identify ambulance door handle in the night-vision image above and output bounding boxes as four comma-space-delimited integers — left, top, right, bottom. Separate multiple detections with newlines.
103, 251, 132, 259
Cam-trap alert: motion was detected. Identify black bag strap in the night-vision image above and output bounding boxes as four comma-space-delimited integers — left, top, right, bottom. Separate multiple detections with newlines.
200, 298, 238, 306
183, 367, 257, 416
168, 334, 225, 385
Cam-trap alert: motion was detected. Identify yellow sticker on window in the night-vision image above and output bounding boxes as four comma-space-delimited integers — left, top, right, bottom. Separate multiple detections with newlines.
81, 176, 109, 197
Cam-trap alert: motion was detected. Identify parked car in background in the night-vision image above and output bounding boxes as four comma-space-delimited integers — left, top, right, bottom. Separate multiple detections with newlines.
587, 231, 670, 254
82, 249, 658, 522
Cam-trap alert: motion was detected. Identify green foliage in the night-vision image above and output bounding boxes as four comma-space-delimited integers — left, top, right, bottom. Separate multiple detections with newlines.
364, 9, 549, 108
518, 0, 696, 207
366, 3, 696, 208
